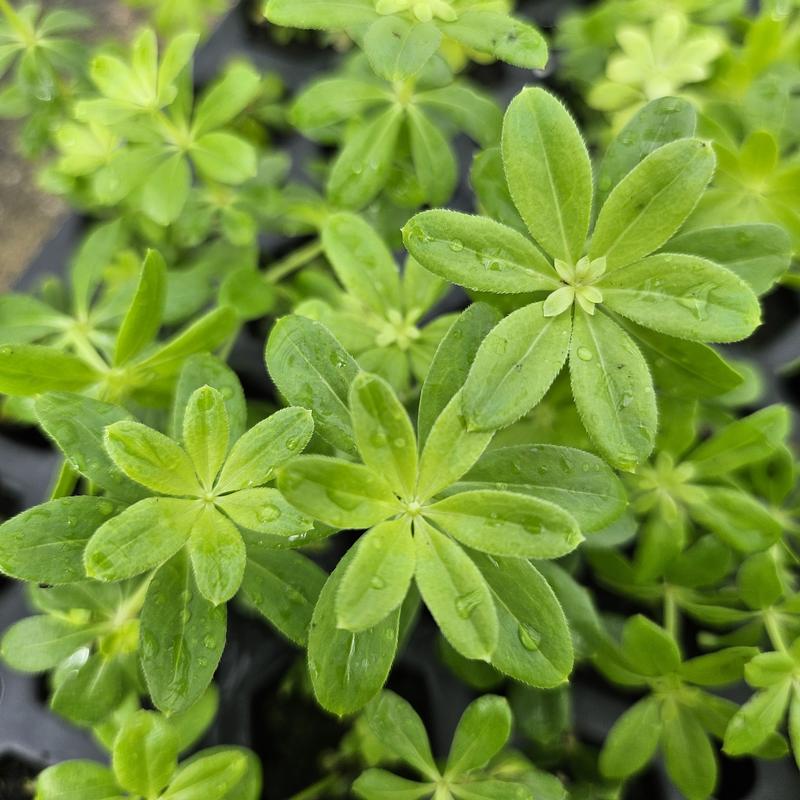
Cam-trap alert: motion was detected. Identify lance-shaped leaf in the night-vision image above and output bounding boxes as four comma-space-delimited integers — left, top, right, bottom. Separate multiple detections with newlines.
457, 444, 624, 532
417, 394, 493, 501
1, 616, 101, 672
266, 315, 360, 455
0, 344, 98, 395
187, 507, 246, 606
403, 210, 558, 294
183, 386, 230, 490
569, 309, 657, 470
353, 769, 432, 799
0, 496, 118, 584
113, 250, 167, 366
600, 697, 662, 778
141, 550, 226, 715
85, 498, 199, 581
240, 545, 326, 646
599, 254, 761, 342
105, 421, 201, 496
215, 406, 313, 493
418, 303, 502, 447
662, 706, 717, 800
216, 488, 312, 538
307, 546, 401, 715
462, 301, 571, 431
408, 105, 458, 206
364, 16, 441, 81
426, 490, 582, 559
113, 712, 178, 798
414, 519, 497, 661
36, 761, 122, 800
0, 294, 65, 344
278, 456, 400, 529
590, 138, 716, 271
502, 87, 592, 263
350, 372, 417, 499
264, 0, 377, 29
446, 695, 512, 776
322, 212, 402, 315
469, 552, 573, 687
337, 518, 415, 632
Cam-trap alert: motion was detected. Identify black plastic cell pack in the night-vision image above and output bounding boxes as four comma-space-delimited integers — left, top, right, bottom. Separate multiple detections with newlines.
1, 1, 799, 798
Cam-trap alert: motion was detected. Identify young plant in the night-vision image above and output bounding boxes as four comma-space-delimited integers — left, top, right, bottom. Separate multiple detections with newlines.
267, 309, 625, 713
36, 709, 261, 800
353, 691, 537, 799
404, 87, 762, 470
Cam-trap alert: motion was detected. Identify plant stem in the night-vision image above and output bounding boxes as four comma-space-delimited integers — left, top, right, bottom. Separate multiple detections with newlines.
765, 611, 789, 653
663, 587, 679, 639
49, 458, 79, 500
264, 239, 323, 284
287, 774, 342, 800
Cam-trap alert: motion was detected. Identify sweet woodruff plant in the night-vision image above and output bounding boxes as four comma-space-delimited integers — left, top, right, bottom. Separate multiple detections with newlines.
0, 0, 798, 799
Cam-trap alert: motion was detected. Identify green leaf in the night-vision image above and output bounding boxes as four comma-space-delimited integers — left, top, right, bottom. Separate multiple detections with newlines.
192, 132, 257, 184
364, 16, 441, 81
328, 106, 403, 209
112, 711, 178, 797
85, 497, 198, 581
350, 372, 417, 498
366, 691, 438, 780
193, 63, 261, 136
414, 518, 497, 661
470, 147, 525, 232
188, 507, 246, 605
597, 97, 696, 207
599, 697, 661, 778
264, 0, 377, 29
36, 393, 145, 502
291, 77, 388, 130
501, 88, 592, 263
113, 249, 166, 366
105, 420, 201, 496
417, 84, 501, 149
442, 10, 547, 69
70, 219, 122, 317
417, 393, 493, 501
142, 153, 191, 225
687, 405, 789, 479
265, 315, 360, 455
0, 344, 98, 395
216, 406, 313, 493
599, 253, 761, 342
790, 687, 800, 771
745, 652, 795, 689
418, 303, 502, 448
738, 552, 784, 610
451, 781, 532, 800
618, 320, 743, 399
403, 210, 558, 294
353, 769, 432, 800
1, 616, 99, 672
278, 455, 399, 529
173, 356, 246, 449
621, 615, 681, 677
162, 749, 248, 800
662, 706, 717, 800
322, 212, 402, 315
569, 308, 657, 470
590, 139, 716, 271
216, 488, 312, 539
426, 490, 582, 559
666, 224, 791, 296
133, 307, 238, 379
179, 388, 228, 496
141, 550, 226, 715
240, 546, 326, 646
0, 293, 64, 343
408, 106, 457, 206
307, 546, 401, 715
50, 651, 126, 726
457, 444, 624, 533
337, 518, 415, 632
469, 552, 573, 688
687, 487, 781, 553
679, 647, 758, 687
36, 761, 123, 800
462, 301, 571, 431
0, 496, 118, 584
446, 695, 511, 776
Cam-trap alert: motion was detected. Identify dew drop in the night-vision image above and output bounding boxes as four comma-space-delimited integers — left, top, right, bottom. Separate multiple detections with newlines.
449, 239, 464, 252
370, 576, 386, 590
576, 346, 593, 361
455, 590, 482, 619
517, 623, 541, 651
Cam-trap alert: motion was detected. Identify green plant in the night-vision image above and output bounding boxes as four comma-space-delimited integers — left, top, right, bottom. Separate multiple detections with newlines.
0, 0, 797, 798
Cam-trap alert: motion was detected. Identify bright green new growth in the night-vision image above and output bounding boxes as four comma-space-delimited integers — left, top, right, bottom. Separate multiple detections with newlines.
404, 87, 762, 470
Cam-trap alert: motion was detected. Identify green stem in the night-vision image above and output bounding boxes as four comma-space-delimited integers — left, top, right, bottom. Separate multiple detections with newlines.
49, 458, 79, 500
264, 239, 323, 284
287, 775, 342, 800
765, 611, 789, 653
663, 587, 679, 640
